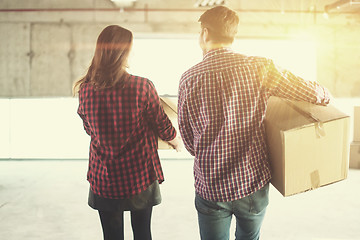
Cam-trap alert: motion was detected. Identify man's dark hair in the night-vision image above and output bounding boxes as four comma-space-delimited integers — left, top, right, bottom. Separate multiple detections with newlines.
198, 6, 239, 44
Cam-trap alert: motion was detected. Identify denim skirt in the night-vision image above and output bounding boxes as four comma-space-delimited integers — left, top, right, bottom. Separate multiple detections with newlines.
88, 180, 161, 211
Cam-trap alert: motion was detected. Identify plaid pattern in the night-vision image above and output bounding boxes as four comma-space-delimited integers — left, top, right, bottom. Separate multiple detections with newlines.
78, 74, 176, 199
178, 48, 330, 202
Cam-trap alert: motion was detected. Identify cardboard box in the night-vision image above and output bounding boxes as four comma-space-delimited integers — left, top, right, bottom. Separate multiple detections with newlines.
158, 96, 178, 149
265, 97, 350, 197
349, 141, 360, 169
353, 106, 360, 141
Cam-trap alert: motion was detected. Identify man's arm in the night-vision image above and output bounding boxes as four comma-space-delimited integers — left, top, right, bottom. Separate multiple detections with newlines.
178, 84, 195, 156
263, 59, 331, 105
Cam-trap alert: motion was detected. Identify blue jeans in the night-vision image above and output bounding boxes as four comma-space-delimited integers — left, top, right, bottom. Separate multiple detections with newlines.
195, 184, 269, 240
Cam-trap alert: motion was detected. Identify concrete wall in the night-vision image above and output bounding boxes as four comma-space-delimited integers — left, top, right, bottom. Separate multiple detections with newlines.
1, 0, 360, 97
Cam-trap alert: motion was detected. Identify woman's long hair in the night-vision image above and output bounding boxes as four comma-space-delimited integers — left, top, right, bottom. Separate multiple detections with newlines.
73, 25, 133, 94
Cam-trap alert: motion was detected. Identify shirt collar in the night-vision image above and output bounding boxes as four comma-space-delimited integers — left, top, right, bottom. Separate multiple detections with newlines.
203, 47, 233, 60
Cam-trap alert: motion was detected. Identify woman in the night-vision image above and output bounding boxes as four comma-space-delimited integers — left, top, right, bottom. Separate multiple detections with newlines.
73, 25, 180, 240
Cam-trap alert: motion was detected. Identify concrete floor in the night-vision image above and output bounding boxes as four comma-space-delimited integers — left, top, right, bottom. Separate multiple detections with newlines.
0, 159, 359, 240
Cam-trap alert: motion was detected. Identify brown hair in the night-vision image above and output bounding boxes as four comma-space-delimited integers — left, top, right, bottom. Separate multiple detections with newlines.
73, 25, 133, 94
198, 6, 239, 44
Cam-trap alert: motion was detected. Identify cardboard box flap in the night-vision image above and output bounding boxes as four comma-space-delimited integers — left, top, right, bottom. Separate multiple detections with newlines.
286, 99, 348, 122
158, 96, 178, 149
160, 95, 177, 113
266, 97, 349, 131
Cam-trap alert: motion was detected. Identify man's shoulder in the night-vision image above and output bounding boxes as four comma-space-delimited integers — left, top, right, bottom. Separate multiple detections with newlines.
181, 61, 204, 78
231, 52, 269, 64
181, 52, 268, 76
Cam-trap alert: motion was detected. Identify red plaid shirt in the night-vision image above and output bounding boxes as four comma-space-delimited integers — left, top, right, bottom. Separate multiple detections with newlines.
78, 74, 176, 199
178, 48, 330, 202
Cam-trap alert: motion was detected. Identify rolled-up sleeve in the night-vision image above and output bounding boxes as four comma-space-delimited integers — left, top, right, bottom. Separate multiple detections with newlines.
77, 94, 92, 136
264, 59, 331, 105
178, 81, 195, 156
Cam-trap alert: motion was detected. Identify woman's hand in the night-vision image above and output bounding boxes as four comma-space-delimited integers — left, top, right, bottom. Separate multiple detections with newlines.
167, 134, 183, 152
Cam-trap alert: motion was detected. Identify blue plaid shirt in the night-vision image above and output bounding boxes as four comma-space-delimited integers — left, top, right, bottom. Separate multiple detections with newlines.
178, 48, 330, 202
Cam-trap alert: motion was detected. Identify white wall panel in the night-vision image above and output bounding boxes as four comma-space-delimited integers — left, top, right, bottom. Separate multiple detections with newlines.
0, 99, 10, 158
9, 98, 89, 159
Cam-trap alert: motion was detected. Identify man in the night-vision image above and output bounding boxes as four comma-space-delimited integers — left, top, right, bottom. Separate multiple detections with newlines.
177, 6, 330, 240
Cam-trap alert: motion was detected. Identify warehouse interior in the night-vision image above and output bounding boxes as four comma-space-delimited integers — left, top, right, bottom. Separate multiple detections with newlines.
0, 0, 360, 239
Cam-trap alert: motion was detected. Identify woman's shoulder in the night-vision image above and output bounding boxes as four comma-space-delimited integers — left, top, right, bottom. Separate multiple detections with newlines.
78, 80, 91, 93
127, 74, 154, 88
128, 73, 149, 82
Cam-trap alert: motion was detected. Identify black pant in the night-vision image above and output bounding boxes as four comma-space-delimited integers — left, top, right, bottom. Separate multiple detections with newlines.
98, 207, 153, 240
